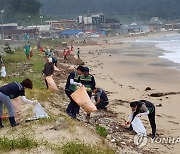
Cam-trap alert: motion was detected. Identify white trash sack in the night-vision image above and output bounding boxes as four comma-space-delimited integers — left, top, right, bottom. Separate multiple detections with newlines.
26, 102, 49, 122
1, 66, 6, 77
131, 117, 146, 135
34, 103, 48, 118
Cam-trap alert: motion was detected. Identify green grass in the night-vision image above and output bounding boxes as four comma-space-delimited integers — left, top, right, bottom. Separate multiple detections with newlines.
0, 136, 38, 151
2, 45, 46, 90
96, 125, 108, 138
58, 141, 115, 154
3, 47, 26, 64
1, 44, 52, 104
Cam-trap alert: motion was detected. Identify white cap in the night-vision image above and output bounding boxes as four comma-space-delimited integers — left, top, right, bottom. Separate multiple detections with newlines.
68, 65, 75, 71
48, 57, 52, 63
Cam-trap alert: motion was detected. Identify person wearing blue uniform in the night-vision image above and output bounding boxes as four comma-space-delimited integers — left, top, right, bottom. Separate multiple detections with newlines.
0, 78, 37, 128
65, 66, 84, 119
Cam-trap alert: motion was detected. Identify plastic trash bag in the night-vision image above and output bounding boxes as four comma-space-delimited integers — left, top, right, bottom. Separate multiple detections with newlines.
34, 102, 48, 118
71, 86, 97, 113
26, 102, 49, 122
45, 75, 58, 92
131, 117, 146, 135
11, 96, 22, 123
1, 66, 6, 77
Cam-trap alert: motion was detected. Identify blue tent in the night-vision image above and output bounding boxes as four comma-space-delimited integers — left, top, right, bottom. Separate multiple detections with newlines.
60, 30, 83, 35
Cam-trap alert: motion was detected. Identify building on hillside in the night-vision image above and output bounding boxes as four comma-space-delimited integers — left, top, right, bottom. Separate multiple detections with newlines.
0, 23, 18, 39
148, 17, 164, 32
164, 23, 180, 31
92, 14, 105, 25
78, 14, 105, 26
150, 17, 162, 24
123, 23, 150, 34
101, 19, 121, 30
0, 23, 39, 40
24, 25, 52, 39
45, 20, 77, 30
0, 23, 18, 31
25, 25, 50, 32
100, 18, 122, 35
148, 23, 164, 32
3, 29, 39, 40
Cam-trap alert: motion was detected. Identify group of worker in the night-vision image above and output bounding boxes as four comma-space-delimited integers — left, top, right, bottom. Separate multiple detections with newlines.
0, 43, 157, 140
65, 65, 109, 119
64, 65, 156, 139
63, 45, 80, 60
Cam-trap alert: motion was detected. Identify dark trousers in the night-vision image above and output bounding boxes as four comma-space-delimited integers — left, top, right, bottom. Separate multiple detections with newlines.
96, 100, 109, 109
148, 108, 156, 136
65, 90, 80, 119
87, 92, 92, 98
53, 61, 57, 67
64, 55, 67, 60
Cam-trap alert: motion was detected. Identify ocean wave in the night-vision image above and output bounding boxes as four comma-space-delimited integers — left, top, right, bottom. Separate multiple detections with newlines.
156, 42, 180, 64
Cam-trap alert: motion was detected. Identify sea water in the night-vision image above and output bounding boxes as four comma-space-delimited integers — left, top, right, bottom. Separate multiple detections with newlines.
135, 34, 180, 64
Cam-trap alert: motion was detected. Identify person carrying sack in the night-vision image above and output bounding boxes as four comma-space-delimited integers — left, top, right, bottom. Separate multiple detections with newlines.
79, 67, 96, 118
0, 78, 38, 128
65, 66, 84, 119
79, 67, 96, 98
126, 100, 156, 139
42, 57, 55, 89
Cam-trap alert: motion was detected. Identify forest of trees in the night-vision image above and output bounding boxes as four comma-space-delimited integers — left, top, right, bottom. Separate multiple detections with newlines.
0, 0, 41, 24
0, 0, 180, 24
39, 0, 180, 22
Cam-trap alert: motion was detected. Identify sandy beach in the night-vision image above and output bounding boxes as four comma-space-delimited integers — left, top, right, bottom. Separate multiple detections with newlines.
0, 33, 179, 153
79, 34, 180, 154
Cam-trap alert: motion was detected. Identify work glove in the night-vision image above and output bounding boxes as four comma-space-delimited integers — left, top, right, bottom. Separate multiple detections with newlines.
32, 100, 39, 105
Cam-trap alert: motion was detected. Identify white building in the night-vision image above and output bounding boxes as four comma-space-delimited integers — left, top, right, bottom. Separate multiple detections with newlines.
83, 17, 92, 25
24, 25, 51, 32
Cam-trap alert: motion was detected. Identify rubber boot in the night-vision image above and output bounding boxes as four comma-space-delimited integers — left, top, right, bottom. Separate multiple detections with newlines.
0, 118, 4, 128
9, 117, 19, 127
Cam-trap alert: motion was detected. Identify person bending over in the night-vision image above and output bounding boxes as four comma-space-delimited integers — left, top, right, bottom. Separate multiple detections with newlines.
127, 100, 156, 139
93, 88, 109, 110
0, 78, 38, 128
